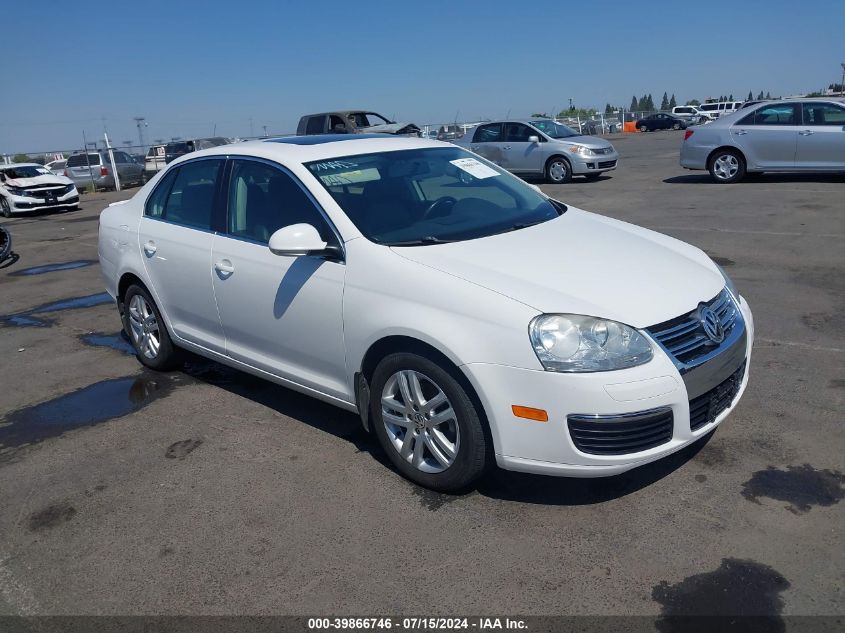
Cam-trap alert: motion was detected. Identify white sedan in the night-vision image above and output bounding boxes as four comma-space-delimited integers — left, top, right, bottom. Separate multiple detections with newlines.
0, 163, 79, 217
98, 135, 753, 491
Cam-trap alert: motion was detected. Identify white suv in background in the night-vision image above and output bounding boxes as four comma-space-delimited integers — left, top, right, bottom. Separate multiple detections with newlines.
98, 136, 753, 491
144, 145, 167, 179
698, 101, 743, 119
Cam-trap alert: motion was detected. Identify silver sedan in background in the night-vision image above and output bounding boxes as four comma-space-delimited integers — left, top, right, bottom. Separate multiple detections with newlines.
680, 98, 845, 183
454, 119, 618, 183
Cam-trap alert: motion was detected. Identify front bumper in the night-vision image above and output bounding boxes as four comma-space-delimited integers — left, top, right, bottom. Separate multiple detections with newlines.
569, 151, 619, 175
462, 295, 754, 477
8, 190, 79, 212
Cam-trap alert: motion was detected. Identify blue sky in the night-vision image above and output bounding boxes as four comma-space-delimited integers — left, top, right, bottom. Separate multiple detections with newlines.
2, 0, 842, 153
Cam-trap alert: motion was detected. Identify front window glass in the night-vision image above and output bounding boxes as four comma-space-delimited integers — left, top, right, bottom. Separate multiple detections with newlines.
306, 147, 562, 246
227, 160, 330, 243
802, 102, 845, 126
2, 165, 50, 178
504, 123, 535, 142
529, 120, 579, 138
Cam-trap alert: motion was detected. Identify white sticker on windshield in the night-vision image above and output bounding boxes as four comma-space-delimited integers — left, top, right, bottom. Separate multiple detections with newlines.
450, 158, 499, 179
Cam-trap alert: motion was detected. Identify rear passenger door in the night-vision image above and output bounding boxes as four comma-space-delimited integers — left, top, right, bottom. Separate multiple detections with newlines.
731, 104, 799, 169
138, 158, 226, 353
796, 102, 845, 169
210, 158, 348, 399
468, 123, 505, 165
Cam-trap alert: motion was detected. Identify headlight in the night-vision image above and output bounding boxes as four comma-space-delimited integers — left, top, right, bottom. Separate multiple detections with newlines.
529, 314, 653, 372
6, 187, 26, 196
568, 145, 595, 156
716, 263, 739, 299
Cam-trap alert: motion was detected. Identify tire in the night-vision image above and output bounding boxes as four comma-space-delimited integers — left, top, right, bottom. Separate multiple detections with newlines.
121, 284, 181, 370
545, 156, 572, 184
708, 149, 746, 184
370, 352, 488, 492
672, 123, 681, 130
0, 197, 11, 218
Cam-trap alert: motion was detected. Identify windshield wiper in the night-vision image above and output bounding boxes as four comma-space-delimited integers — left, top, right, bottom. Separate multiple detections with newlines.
384, 236, 458, 246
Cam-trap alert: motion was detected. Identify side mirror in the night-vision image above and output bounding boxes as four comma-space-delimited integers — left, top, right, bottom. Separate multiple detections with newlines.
268, 223, 328, 257
528, 136, 540, 144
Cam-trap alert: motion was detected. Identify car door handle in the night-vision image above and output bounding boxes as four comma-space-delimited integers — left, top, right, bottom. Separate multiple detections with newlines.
502, 146, 512, 150
214, 259, 234, 275
143, 240, 157, 256
798, 130, 814, 136
734, 129, 747, 135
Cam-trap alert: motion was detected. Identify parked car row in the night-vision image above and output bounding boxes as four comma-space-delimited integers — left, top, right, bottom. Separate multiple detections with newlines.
63, 150, 145, 191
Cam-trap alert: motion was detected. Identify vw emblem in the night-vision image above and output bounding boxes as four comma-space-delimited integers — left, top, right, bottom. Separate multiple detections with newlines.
699, 306, 724, 344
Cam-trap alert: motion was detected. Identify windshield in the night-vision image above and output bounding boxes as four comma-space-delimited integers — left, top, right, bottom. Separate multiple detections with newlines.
529, 120, 580, 139
306, 147, 562, 246
2, 166, 51, 178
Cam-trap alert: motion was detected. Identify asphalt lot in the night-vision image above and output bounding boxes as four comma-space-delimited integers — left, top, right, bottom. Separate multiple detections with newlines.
0, 131, 843, 621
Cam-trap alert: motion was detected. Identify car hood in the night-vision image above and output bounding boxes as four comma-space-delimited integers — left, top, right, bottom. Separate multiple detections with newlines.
362, 121, 421, 135
551, 135, 614, 150
3, 174, 73, 187
390, 207, 724, 328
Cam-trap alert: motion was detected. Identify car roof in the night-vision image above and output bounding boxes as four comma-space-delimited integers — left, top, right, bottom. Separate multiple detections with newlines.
166, 135, 456, 167
1, 163, 43, 169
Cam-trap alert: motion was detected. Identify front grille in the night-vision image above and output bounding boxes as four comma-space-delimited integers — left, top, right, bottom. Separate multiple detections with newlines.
567, 408, 673, 455
593, 147, 613, 155
598, 160, 617, 168
689, 362, 746, 430
648, 289, 739, 365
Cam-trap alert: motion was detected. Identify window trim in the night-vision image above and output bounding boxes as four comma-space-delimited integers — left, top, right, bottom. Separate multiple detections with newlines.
219, 155, 346, 261
142, 156, 227, 233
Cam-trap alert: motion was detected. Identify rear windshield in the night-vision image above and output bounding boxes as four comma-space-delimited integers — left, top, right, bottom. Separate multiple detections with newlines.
66, 154, 101, 167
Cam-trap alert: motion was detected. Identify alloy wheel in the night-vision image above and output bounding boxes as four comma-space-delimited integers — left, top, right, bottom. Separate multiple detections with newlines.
712, 154, 739, 181
127, 294, 161, 359
381, 369, 460, 474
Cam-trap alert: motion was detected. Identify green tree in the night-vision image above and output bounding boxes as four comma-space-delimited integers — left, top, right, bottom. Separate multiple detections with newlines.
669, 94, 677, 109
630, 96, 638, 111
729, 94, 734, 101
765, 91, 771, 99
747, 91, 753, 101
604, 103, 612, 114
646, 94, 655, 111
757, 91, 764, 100
660, 92, 670, 111
686, 99, 701, 106
530, 113, 549, 118
12, 154, 30, 163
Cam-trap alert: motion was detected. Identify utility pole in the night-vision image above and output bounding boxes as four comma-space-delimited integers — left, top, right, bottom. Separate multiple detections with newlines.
134, 117, 147, 155
104, 132, 121, 192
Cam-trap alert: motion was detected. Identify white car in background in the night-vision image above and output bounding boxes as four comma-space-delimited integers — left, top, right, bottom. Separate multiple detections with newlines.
45, 158, 67, 176
99, 136, 753, 491
0, 163, 79, 217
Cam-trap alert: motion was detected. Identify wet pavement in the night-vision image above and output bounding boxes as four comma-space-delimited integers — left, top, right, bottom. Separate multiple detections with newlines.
0, 134, 842, 618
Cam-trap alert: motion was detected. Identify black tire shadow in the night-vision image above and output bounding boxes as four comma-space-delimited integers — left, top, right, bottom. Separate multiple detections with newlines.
665, 173, 845, 185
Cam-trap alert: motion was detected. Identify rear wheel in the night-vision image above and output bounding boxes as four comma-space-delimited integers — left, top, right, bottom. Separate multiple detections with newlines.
0, 197, 11, 218
545, 156, 572, 184
672, 122, 681, 130
122, 284, 181, 370
370, 353, 488, 492
640, 125, 648, 132
708, 149, 746, 184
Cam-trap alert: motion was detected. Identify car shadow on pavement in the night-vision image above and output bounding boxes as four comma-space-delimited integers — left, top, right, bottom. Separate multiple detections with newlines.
476, 431, 715, 506
180, 356, 715, 505
665, 173, 845, 185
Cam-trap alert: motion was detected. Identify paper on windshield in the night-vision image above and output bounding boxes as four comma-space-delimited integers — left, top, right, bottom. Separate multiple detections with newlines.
450, 158, 499, 180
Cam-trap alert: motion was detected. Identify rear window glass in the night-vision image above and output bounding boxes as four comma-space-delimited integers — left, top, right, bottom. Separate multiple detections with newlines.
306, 117, 325, 135
66, 154, 101, 167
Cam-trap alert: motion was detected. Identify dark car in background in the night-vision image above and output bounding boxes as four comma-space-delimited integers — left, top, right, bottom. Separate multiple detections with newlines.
636, 113, 688, 132
297, 110, 421, 137
164, 137, 232, 164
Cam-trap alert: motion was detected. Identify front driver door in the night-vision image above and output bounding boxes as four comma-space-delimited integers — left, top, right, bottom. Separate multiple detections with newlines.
501, 122, 542, 173
211, 158, 348, 400
797, 101, 845, 169
138, 158, 226, 353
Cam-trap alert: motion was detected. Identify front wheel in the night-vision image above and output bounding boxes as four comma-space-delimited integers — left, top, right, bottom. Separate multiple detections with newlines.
0, 197, 12, 218
121, 284, 181, 370
672, 122, 681, 130
545, 157, 572, 183
709, 149, 746, 184
370, 353, 489, 492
